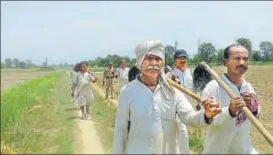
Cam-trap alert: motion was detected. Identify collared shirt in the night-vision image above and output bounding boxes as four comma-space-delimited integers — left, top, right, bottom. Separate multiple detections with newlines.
117, 67, 130, 88
166, 67, 194, 91
202, 74, 261, 154
113, 77, 211, 154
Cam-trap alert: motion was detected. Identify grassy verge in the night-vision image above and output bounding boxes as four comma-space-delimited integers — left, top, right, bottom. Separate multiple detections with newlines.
90, 91, 117, 153
1, 72, 76, 154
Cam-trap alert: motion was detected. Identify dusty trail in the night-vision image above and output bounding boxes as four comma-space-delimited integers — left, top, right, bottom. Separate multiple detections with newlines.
73, 110, 105, 154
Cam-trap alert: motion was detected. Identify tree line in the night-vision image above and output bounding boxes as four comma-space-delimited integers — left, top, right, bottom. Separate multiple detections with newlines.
1, 58, 36, 69
87, 38, 273, 67
1, 58, 74, 69
2, 38, 272, 69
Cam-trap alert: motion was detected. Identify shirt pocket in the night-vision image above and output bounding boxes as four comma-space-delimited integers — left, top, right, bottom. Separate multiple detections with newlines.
161, 99, 175, 120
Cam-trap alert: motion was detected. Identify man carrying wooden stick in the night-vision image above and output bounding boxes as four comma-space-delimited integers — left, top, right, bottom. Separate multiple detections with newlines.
113, 40, 221, 154
72, 61, 97, 120
201, 44, 261, 154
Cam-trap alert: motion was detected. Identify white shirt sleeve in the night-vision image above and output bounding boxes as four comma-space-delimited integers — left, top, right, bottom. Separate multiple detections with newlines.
202, 81, 233, 127
113, 89, 130, 154
175, 89, 212, 127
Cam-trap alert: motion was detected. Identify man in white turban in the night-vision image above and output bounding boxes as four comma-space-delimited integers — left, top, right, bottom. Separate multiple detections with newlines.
113, 40, 222, 154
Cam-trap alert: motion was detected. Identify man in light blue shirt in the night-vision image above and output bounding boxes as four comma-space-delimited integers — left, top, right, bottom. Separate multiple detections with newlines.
166, 49, 194, 154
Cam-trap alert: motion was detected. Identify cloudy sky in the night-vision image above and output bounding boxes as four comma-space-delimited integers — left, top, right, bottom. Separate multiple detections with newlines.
1, 1, 273, 65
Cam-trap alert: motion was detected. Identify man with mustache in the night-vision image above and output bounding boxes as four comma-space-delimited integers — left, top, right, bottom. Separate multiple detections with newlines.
201, 44, 261, 154
113, 40, 221, 154
165, 49, 194, 154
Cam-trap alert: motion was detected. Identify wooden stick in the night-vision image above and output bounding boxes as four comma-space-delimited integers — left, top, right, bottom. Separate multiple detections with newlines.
200, 62, 273, 147
167, 79, 204, 103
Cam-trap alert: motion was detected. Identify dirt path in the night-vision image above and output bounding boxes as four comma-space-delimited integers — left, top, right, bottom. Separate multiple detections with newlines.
74, 110, 105, 154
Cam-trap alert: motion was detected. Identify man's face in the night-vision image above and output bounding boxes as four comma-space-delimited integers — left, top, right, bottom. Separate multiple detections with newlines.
140, 54, 164, 85
175, 56, 187, 68
121, 60, 127, 68
224, 46, 249, 76
80, 63, 87, 72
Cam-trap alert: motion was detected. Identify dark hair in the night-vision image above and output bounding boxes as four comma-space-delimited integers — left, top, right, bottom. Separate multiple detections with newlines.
73, 63, 80, 72
224, 43, 244, 59
79, 61, 88, 68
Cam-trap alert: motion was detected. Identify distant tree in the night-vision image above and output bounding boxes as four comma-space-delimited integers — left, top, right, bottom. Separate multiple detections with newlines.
259, 41, 273, 61
197, 43, 217, 63
192, 54, 201, 64
25, 59, 35, 68
18, 61, 26, 68
164, 45, 175, 66
13, 58, 19, 68
5, 58, 13, 68
216, 48, 225, 65
252, 50, 263, 61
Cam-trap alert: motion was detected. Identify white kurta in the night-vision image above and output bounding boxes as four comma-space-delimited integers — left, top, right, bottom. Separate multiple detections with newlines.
165, 68, 194, 154
72, 72, 96, 106
117, 67, 130, 89
113, 78, 212, 154
201, 74, 261, 154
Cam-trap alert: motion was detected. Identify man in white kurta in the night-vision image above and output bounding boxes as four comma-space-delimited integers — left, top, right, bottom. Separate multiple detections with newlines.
116, 59, 130, 90
71, 63, 80, 106
201, 44, 261, 154
72, 61, 97, 120
165, 49, 194, 154
113, 40, 221, 154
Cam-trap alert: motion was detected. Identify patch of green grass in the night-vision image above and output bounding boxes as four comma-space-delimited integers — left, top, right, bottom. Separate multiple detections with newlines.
189, 135, 204, 153
1, 73, 76, 154
90, 91, 117, 153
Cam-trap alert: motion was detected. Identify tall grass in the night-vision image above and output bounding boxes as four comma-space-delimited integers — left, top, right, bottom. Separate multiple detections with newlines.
1, 72, 61, 134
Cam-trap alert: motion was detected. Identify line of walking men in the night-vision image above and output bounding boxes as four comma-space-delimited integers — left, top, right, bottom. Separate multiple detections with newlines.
69, 60, 130, 120
70, 39, 261, 154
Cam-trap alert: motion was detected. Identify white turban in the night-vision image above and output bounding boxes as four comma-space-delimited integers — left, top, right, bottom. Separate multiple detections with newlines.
134, 40, 165, 69
134, 39, 174, 95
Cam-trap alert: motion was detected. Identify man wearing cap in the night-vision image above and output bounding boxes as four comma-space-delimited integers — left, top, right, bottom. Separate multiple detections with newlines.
116, 59, 130, 91
113, 40, 221, 154
103, 62, 117, 99
165, 49, 195, 154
